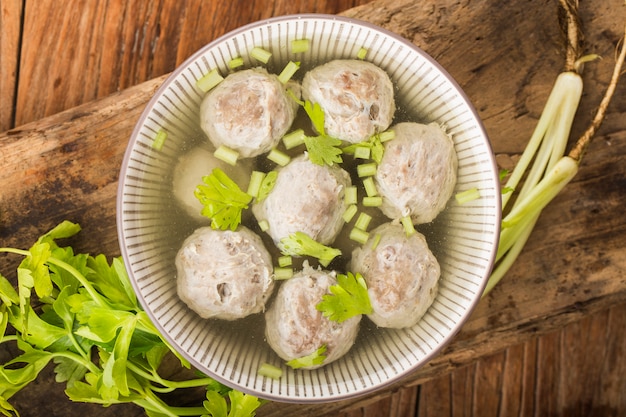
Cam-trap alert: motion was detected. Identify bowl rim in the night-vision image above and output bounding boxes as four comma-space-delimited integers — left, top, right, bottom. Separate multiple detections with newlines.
117, 12, 501, 403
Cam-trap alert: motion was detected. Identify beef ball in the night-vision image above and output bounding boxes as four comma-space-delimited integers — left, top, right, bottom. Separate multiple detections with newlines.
350, 222, 440, 328
252, 154, 351, 247
301, 59, 395, 143
264, 265, 360, 368
375, 122, 457, 224
200, 67, 300, 158
176, 226, 274, 320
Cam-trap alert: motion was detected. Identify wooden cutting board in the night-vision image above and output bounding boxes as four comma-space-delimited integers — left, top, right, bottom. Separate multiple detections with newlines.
1, 0, 625, 415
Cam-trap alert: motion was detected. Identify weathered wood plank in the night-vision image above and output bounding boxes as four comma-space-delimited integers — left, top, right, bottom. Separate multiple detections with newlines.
1, 0, 625, 416
14, 0, 373, 127
0, 0, 23, 131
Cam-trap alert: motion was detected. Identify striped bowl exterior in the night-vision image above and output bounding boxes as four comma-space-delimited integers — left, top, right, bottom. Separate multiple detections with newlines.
117, 14, 500, 403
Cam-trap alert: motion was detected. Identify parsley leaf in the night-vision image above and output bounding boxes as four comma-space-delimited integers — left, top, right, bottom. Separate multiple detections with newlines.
304, 135, 343, 166
303, 100, 326, 135
195, 168, 253, 231
292, 98, 343, 166
316, 272, 373, 322
279, 232, 341, 267
286, 345, 327, 369
1, 222, 263, 417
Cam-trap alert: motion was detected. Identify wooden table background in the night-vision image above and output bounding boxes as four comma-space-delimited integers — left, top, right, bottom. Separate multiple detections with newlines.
1, 0, 626, 416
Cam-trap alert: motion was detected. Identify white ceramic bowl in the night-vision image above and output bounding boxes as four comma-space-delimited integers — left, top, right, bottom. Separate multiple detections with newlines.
117, 14, 500, 403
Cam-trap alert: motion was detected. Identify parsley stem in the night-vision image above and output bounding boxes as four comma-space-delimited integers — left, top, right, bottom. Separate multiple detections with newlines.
46, 257, 109, 308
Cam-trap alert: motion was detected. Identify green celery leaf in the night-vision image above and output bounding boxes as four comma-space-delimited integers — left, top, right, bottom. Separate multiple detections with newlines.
195, 168, 253, 231
52, 356, 88, 386
279, 232, 341, 266
37, 220, 82, 244
0, 274, 18, 307
304, 135, 343, 166
86, 254, 136, 310
24, 242, 53, 300
11, 305, 68, 350
1, 341, 53, 401
316, 272, 372, 322
227, 390, 262, 417
203, 390, 229, 417
302, 100, 326, 135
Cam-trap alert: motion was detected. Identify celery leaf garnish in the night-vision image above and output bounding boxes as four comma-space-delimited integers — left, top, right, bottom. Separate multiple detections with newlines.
292, 98, 343, 166
279, 232, 341, 266
195, 168, 252, 231
286, 345, 327, 369
316, 272, 372, 322
304, 135, 343, 166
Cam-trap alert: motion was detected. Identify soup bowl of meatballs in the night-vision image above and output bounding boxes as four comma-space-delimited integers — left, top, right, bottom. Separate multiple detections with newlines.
117, 14, 501, 403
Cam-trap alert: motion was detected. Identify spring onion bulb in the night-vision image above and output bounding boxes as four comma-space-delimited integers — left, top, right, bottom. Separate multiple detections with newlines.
484, 71, 583, 295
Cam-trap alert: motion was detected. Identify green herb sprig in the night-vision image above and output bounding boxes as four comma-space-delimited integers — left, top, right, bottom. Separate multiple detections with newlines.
0, 221, 262, 417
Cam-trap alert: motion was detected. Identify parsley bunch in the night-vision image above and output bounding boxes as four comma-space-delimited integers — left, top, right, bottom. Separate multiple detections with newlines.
0, 221, 262, 417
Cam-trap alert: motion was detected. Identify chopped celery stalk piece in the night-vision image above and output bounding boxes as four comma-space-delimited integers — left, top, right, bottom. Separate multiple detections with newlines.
267, 149, 291, 166
214, 145, 239, 166
282, 129, 306, 149
362, 177, 378, 197
247, 171, 266, 198
354, 212, 372, 231
278, 255, 292, 267
257, 170, 278, 202
401, 216, 416, 236
251, 46, 272, 63
378, 130, 395, 142
228, 56, 244, 69
455, 187, 481, 204
291, 39, 310, 53
349, 227, 370, 245
152, 129, 168, 151
345, 186, 358, 205
354, 145, 371, 159
258, 363, 283, 379
196, 68, 224, 92
274, 267, 293, 280
362, 196, 383, 207
357, 162, 377, 177
278, 61, 300, 84
258, 219, 270, 232
357, 47, 368, 60
342, 204, 358, 223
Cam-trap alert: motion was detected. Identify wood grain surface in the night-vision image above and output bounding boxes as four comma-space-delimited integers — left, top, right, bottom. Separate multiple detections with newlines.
1, 1, 626, 416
